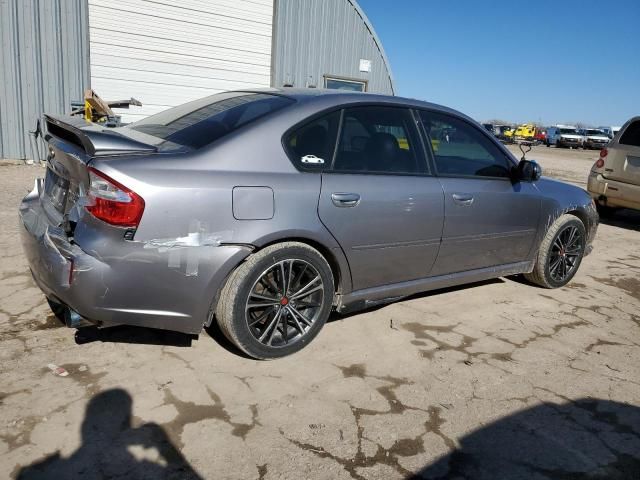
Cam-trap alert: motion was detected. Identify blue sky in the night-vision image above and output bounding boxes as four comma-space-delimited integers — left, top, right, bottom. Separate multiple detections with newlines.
358, 0, 639, 126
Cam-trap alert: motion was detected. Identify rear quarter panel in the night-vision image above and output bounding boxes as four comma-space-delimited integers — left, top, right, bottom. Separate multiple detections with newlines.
86, 106, 353, 305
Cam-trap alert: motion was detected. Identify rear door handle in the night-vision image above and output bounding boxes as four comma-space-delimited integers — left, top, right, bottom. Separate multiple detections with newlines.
452, 193, 474, 206
331, 192, 361, 207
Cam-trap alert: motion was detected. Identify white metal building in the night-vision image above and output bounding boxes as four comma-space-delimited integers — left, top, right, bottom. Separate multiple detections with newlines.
88, 0, 275, 122
1, 0, 395, 159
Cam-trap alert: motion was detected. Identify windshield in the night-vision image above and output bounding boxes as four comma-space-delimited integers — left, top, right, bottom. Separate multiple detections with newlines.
128, 92, 294, 149
559, 128, 578, 135
586, 129, 606, 136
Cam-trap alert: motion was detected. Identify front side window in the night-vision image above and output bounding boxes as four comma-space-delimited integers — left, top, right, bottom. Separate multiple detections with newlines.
333, 106, 425, 174
129, 92, 294, 149
285, 111, 341, 170
420, 111, 512, 178
619, 120, 640, 147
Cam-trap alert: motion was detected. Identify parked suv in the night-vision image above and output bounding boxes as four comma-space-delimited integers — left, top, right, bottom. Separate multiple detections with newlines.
588, 116, 640, 214
583, 129, 610, 150
20, 89, 598, 359
546, 126, 583, 148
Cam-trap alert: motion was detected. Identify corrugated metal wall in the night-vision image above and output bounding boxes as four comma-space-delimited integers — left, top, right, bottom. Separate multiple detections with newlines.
0, 0, 393, 159
272, 0, 394, 95
88, 0, 274, 123
0, 0, 90, 160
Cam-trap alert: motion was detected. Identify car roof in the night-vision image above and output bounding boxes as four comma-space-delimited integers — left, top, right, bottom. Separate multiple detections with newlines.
235, 87, 470, 121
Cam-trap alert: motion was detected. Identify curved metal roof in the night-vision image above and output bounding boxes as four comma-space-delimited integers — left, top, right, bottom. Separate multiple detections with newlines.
348, 0, 396, 94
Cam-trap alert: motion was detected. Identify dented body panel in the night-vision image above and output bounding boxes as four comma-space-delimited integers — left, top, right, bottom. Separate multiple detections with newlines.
20, 180, 251, 333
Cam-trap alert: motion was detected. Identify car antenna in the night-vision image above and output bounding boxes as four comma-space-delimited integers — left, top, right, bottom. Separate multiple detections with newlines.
519, 141, 532, 161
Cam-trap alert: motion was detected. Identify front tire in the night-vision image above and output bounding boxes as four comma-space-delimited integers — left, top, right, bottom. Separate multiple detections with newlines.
525, 214, 586, 288
215, 242, 334, 359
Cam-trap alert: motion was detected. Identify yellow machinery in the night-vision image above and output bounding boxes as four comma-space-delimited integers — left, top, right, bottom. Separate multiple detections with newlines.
71, 89, 141, 126
503, 126, 515, 139
514, 124, 537, 140
504, 124, 538, 141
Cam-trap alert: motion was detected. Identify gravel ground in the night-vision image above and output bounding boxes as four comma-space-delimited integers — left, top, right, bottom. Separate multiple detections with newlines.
1, 148, 639, 479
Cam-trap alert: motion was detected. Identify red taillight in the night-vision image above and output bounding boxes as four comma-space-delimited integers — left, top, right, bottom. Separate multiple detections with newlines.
85, 168, 145, 227
600, 148, 608, 158
595, 158, 605, 168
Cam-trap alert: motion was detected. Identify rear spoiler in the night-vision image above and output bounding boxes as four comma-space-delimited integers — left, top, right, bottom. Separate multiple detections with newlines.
44, 114, 157, 157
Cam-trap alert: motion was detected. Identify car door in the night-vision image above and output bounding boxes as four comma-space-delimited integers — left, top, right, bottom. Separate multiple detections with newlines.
418, 110, 541, 276
317, 106, 444, 291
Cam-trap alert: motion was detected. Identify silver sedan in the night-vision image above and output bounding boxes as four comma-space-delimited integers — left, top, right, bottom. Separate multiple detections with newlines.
20, 89, 598, 358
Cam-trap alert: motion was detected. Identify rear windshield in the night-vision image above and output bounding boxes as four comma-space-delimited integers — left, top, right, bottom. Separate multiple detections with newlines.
619, 121, 640, 147
128, 92, 294, 149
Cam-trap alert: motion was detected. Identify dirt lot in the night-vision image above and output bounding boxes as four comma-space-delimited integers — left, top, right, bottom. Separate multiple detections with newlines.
1, 147, 639, 479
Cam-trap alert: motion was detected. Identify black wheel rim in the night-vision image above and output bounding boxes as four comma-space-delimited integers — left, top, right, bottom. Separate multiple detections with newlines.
245, 259, 324, 348
549, 225, 583, 282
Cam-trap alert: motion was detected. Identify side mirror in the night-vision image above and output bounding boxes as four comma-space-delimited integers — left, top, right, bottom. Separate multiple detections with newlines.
514, 159, 542, 182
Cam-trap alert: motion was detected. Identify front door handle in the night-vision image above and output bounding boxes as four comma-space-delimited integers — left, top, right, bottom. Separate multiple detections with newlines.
452, 193, 474, 206
331, 192, 361, 207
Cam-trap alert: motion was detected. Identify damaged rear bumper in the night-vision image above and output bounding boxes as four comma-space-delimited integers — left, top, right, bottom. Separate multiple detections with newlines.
19, 180, 250, 334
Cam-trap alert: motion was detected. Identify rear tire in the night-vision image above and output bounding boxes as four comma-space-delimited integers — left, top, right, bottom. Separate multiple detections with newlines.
215, 242, 334, 359
525, 214, 586, 288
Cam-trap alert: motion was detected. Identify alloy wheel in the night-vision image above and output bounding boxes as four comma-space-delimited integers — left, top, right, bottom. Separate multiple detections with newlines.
548, 225, 583, 282
245, 259, 325, 348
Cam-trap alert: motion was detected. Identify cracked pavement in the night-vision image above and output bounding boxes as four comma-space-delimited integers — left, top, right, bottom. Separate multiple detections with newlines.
1, 146, 639, 479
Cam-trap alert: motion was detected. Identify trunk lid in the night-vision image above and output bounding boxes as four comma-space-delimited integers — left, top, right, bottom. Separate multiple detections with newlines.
41, 115, 157, 226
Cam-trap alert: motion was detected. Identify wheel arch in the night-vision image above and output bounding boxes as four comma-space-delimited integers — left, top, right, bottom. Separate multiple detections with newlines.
254, 236, 351, 297
565, 208, 588, 229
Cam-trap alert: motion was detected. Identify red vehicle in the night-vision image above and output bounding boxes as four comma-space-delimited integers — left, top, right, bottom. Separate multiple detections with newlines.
534, 129, 547, 144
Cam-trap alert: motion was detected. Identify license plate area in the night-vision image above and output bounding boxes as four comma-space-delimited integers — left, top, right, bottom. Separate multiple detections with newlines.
44, 168, 70, 213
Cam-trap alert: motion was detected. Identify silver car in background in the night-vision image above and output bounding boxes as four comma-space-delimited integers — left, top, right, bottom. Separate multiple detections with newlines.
20, 89, 598, 359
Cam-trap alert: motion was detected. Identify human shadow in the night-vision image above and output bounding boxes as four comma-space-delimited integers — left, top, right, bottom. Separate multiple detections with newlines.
409, 398, 640, 479
16, 388, 202, 480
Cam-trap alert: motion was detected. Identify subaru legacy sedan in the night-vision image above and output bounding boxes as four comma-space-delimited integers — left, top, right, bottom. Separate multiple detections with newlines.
20, 89, 598, 359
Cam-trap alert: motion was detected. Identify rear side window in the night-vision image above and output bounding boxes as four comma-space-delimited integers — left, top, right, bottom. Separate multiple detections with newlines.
333, 106, 425, 174
420, 111, 512, 178
129, 92, 294, 149
619, 121, 640, 147
285, 111, 341, 170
